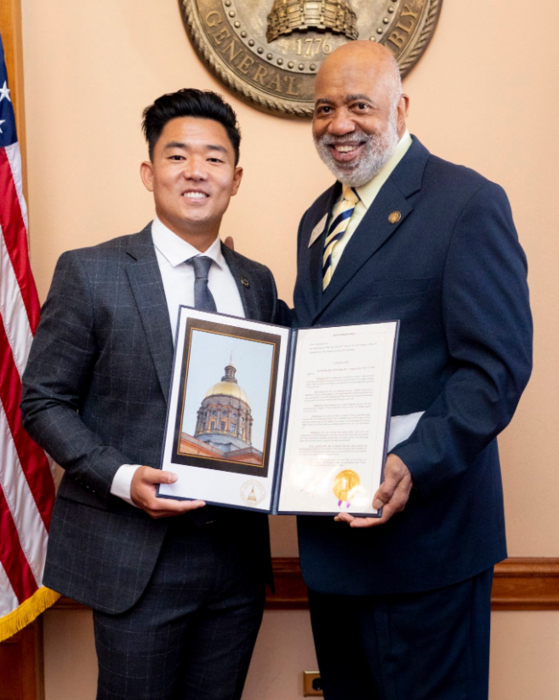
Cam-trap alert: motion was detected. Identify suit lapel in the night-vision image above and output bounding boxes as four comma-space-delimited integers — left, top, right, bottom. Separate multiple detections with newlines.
299, 184, 339, 321
221, 243, 261, 321
316, 137, 429, 321
125, 225, 174, 402
320, 180, 412, 311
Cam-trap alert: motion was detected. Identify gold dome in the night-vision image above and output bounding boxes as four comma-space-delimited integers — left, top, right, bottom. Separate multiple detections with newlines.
205, 381, 249, 405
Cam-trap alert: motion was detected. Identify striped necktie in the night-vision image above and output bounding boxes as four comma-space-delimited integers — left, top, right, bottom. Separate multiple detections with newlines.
322, 186, 360, 290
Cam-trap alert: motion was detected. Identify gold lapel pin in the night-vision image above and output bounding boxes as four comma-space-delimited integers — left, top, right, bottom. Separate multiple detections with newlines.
241, 277, 250, 288
388, 211, 402, 224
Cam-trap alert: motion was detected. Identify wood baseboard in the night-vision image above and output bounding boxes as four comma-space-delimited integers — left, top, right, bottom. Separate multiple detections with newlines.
490, 558, 559, 610
51, 557, 559, 612
0, 620, 44, 700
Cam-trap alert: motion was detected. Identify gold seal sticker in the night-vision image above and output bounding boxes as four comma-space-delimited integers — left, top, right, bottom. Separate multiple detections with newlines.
240, 479, 266, 506
180, 0, 443, 118
333, 469, 360, 509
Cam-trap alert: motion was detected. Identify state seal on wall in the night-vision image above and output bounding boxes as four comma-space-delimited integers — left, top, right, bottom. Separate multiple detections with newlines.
180, 0, 442, 118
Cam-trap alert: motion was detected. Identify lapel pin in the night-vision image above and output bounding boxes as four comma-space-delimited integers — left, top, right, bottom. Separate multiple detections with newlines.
388, 211, 402, 224
241, 277, 250, 288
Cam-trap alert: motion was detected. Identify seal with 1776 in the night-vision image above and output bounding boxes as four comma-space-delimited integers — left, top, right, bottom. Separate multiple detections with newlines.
180, 0, 442, 118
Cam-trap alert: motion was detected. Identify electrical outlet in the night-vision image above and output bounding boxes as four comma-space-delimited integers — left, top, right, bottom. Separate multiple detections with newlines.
303, 671, 323, 696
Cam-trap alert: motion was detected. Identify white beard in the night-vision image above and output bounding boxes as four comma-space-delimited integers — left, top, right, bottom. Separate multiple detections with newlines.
315, 113, 400, 188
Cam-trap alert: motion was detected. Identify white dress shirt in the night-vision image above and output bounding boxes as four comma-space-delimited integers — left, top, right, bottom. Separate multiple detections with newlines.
110, 217, 245, 505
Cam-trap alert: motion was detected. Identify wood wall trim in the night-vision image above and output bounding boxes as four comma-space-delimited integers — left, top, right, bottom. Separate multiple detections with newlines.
490, 557, 559, 610
0, 620, 44, 700
52, 557, 559, 613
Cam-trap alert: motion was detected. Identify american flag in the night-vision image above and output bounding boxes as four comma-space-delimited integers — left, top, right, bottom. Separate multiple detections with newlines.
0, 32, 58, 641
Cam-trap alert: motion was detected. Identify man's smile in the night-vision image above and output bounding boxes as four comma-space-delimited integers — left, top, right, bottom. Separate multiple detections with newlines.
328, 140, 366, 163
181, 189, 210, 201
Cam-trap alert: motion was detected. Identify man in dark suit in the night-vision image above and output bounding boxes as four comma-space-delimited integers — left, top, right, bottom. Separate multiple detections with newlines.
293, 42, 532, 699
21, 89, 281, 700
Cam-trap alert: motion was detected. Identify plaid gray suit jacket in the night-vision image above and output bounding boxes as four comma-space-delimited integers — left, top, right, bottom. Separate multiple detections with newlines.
21, 224, 281, 613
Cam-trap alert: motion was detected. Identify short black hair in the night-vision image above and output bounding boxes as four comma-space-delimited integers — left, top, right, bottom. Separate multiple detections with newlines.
142, 88, 241, 164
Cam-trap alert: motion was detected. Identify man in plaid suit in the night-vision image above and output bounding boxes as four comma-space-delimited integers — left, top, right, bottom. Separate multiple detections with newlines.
21, 89, 281, 700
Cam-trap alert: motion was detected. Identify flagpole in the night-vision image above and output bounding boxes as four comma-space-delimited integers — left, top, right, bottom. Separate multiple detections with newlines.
0, 0, 27, 199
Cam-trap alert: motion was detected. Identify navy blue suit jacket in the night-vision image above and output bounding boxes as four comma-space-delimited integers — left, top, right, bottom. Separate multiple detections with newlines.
294, 138, 532, 596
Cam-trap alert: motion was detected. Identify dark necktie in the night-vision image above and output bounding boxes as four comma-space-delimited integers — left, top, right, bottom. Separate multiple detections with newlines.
187, 255, 217, 312
185, 255, 218, 527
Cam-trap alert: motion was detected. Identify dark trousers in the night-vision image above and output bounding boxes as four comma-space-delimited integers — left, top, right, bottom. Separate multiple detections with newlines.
308, 568, 493, 700
93, 517, 265, 700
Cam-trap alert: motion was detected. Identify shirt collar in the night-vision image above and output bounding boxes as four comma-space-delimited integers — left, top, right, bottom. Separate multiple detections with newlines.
354, 129, 413, 209
151, 216, 224, 269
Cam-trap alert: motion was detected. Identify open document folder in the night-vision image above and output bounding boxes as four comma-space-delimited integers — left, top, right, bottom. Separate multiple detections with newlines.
158, 307, 399, 517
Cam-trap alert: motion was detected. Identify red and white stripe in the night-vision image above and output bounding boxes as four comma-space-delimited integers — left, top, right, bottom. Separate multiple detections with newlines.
0, 140, 56, 618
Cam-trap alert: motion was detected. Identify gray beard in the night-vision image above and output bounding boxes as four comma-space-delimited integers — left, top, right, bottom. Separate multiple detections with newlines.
315, 117, 400, 188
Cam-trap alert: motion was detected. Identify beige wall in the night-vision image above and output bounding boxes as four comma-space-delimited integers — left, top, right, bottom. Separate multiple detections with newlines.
40, 609, 559, 700
20, 0, 559, 696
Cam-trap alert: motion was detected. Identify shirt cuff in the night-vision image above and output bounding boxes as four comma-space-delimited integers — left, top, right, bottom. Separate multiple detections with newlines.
387, 411, 425, 452
110, 464, 141, 507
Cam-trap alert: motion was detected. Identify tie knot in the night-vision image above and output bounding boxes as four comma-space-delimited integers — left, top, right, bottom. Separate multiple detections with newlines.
188, 255, 213, 280
342, 186, 359, 205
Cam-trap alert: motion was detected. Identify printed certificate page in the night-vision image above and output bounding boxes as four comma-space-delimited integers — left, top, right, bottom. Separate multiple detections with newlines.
277, 322, 398, 516
158, 307, 290, 512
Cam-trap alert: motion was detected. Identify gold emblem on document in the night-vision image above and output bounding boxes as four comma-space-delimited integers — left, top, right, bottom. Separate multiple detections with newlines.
333, 469, 360, 508
241, 479, 266, 506
180, 0, 443, 118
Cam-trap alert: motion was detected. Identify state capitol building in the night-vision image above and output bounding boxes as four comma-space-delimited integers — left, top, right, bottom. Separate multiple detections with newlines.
179, 357, 264, 466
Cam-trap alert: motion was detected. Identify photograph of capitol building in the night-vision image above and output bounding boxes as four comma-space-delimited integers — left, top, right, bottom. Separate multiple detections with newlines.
173, 324, 279, 474
179, 356, 264, 465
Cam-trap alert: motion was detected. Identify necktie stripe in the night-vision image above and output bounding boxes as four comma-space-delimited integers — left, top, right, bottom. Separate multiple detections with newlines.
326, 208, 355, 241
322, 187, 359, 290
324, 228, 349, 251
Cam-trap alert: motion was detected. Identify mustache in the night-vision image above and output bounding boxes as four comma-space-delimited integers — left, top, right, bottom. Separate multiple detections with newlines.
317, 133, 372, 147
